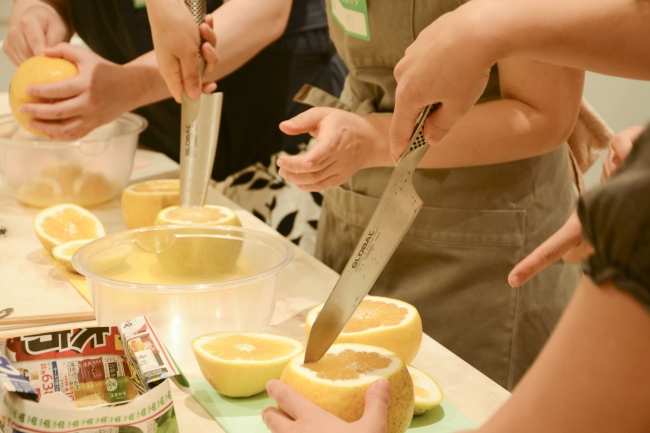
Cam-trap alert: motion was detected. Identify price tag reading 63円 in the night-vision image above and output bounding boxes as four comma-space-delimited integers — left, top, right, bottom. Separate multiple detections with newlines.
331, 0, 370, 41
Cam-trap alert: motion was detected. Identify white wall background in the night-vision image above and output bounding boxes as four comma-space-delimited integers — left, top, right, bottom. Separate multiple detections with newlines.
1, 0, 650, 189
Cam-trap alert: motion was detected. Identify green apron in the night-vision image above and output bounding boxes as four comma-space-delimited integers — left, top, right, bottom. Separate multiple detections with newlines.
316, 0, 582, 390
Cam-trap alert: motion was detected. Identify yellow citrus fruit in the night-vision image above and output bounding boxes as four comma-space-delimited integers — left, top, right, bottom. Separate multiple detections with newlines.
306, 296, 423, 364
51, 239, 94, 273
154, 205, 243, 276
407, 365, 444, 415
9, 55, 78, 135
72, 172, 115, 207
193, 332, 304, 398
154, 204, 240, 227
33, 204, 105, 253
15, 176, 63, 208
121, 179, 181, 229
281, 343, 414, 433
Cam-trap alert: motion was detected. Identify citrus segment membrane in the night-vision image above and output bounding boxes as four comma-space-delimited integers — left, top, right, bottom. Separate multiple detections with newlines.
305, 349, 392, 381
199, 334, 302, 362
162, 206, 228, 224
155, 205, 240, 226
344, 300, 410, 332
306, 296, 423, 364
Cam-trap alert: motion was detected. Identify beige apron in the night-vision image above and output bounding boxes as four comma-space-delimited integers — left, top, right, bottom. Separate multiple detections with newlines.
314, 0, 582, 390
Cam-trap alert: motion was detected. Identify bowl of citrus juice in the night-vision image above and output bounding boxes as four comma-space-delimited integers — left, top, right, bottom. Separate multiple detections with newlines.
72, 225, 294, 374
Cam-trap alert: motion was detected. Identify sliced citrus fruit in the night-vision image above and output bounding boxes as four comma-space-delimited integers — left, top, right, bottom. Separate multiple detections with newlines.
154, 204, 243, 276
155, 204, 241, 227
121, 179, 181, 229
281, 343, 414, 433
407, 365, 444, 415
193, 332, 304, 397
73, 172, 115, 207
33, 204, 105, 252
10, 55, 78, 135
306, 295, 423, 364
16, 176, 63, 208
40, 163, 83, 197
51, 239, 94, 273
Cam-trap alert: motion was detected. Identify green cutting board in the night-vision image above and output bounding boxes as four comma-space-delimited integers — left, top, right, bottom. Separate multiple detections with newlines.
191, 379, 477, 432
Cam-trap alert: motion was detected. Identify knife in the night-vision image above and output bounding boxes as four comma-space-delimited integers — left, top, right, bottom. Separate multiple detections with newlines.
303, 103, 439, 363
179, 0, 223, 207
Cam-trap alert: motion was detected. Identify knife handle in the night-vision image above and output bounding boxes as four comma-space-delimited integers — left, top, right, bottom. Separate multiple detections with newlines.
185, 0, 207, 75
185, 0, 206, 24
396, 103, 440, 164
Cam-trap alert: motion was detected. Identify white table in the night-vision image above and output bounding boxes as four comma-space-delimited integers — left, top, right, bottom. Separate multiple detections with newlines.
0, 95, 510, 431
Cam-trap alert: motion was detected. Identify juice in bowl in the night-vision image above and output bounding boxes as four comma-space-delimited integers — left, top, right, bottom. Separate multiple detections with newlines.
72, 225, 294, 375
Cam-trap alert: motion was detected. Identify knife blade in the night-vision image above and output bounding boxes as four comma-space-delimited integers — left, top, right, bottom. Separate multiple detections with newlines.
179, 0, 222, 207
303, 103, 439, 364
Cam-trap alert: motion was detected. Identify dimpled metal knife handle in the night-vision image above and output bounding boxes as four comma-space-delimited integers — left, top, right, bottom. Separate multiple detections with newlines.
185, 0, 207, 74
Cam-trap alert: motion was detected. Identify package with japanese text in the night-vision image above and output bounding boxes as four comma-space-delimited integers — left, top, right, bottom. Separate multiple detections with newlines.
0, 316, 186, 433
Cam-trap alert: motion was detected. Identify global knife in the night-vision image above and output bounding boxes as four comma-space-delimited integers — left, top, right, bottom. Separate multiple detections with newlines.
303, 103, 439, 363
179, 0, 223, 207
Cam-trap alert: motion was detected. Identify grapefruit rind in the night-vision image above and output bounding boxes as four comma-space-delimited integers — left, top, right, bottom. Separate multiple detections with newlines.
192, 332, 304, 398
407, 365, 444, 415
281, 343, 415, 433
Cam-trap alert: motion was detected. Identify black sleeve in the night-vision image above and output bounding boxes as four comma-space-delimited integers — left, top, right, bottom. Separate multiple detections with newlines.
578, 125, 650, 310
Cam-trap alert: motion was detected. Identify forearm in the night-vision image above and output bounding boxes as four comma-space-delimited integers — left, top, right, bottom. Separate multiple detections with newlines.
419, 98, 574, 168
361, 101, 574, 169
463, 0, 650, 80
479, 277, 650, 433
205, 0, 291, 81
122, 51, 174, 108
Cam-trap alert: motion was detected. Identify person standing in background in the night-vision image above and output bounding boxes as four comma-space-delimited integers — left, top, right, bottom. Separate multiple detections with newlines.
3, 0, 347, 251
153, 0, 586, 390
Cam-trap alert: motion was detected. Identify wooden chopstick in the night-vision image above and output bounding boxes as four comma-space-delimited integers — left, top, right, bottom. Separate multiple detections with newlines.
0, 310, 96, 327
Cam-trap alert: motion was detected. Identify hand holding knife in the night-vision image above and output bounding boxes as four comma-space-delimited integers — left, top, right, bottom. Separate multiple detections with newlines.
304, 103, 440, 363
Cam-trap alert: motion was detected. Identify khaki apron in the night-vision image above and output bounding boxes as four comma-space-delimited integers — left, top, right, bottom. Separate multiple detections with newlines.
315, 0, 582, 390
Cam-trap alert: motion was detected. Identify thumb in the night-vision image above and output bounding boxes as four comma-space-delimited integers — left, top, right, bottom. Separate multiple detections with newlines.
360, 380, 391, 427
390, 93, 427, 162
280, 108, 331, 136
422, 105, 459, 145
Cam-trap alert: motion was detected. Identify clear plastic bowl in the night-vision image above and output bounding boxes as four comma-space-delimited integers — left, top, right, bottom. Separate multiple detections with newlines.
0, 113, 147, 208
73, 225, 294, 374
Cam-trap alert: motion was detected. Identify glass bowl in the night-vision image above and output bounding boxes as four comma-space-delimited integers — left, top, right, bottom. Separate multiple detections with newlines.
0, 113, 147, 207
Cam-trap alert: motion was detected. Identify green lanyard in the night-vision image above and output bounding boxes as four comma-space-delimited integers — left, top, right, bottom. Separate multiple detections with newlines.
133, 0, 146, 9
331, 0, 370, 41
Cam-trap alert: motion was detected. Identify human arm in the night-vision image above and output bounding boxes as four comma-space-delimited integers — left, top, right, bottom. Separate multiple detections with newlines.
478, 277, 650, 433
278, 57, 583, 190
2, 0, 73, 65
147, 0, 291, 102
262, 379, 390, 433
390, 0, 650, 157
507, 125, 644, 287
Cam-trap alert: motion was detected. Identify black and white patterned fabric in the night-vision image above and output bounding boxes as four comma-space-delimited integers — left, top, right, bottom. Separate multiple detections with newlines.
215, 148, 323, 255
